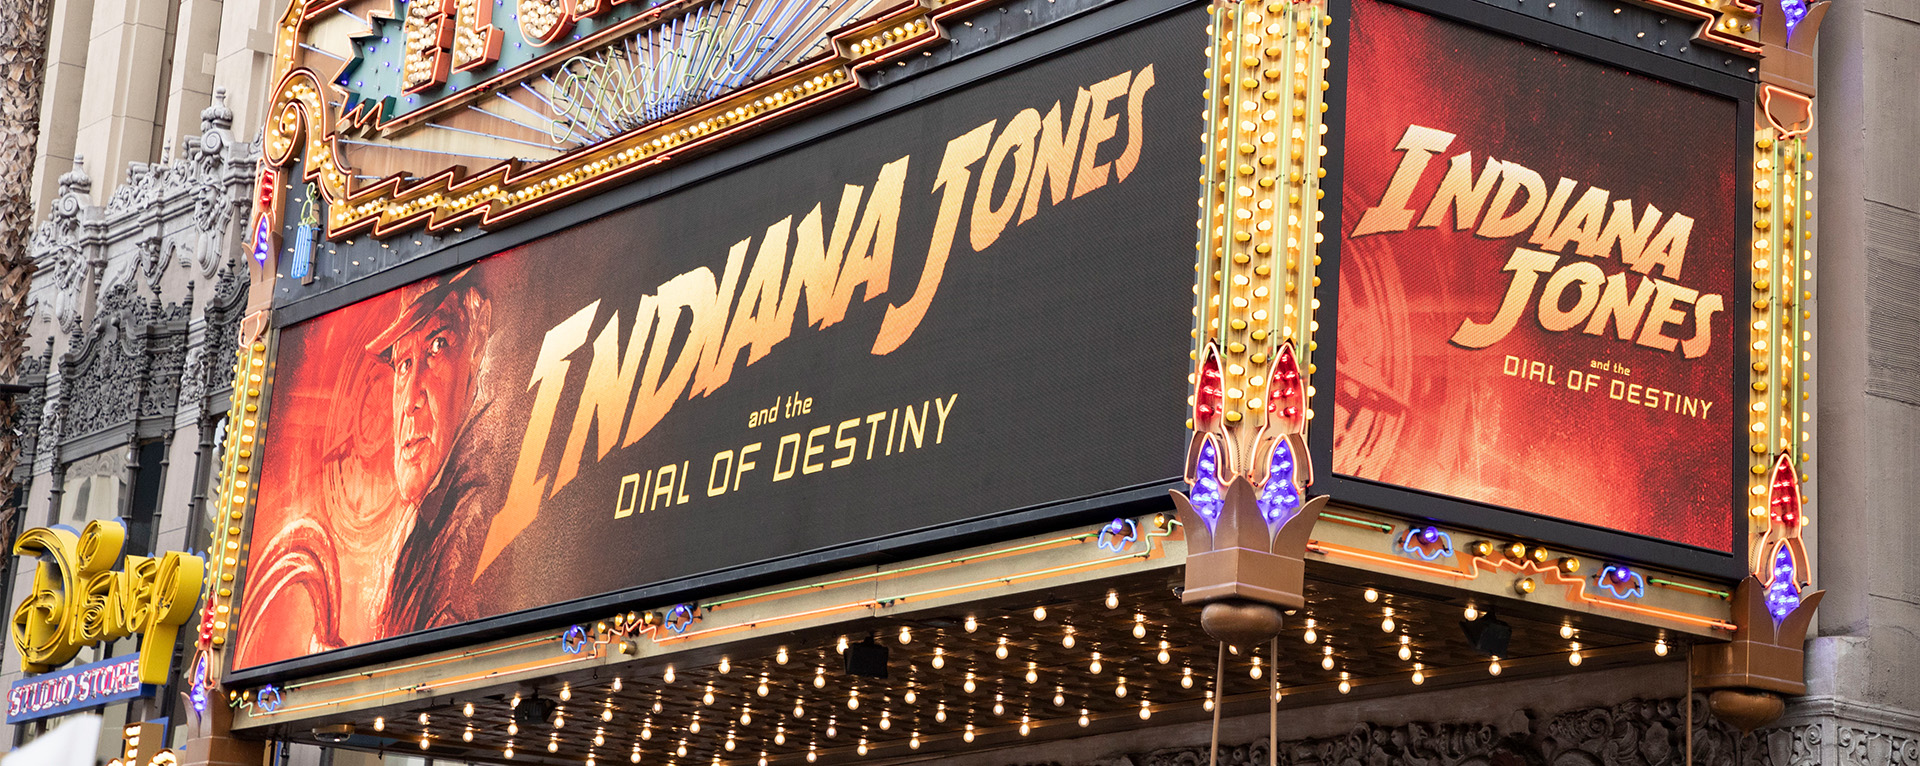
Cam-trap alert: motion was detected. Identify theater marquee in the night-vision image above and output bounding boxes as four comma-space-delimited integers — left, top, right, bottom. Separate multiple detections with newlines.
233, 14, 1202, 672
219, 0, 1812, 704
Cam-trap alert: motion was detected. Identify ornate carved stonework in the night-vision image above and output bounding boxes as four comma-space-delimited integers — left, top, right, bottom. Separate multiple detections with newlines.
1016, 697, 1920, 766
29, 157, 103, 336
15, 90, 256, 480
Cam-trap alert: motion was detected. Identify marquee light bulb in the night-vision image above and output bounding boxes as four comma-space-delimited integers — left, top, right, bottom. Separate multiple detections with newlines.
1133, 615, 1148, 639
1105, 591, 1119, 609
1303, 618, 1317, 644
814, 668, 826, 688
703, 687, 716, 706
760, 755, 770, 766
1655, 640, 1670, 657
1115, 677, 1128, 697
904, 687, 917, 705
1053, 686, 1066, 706
613, 678, 624, 692
419, 712, 431, 725
878, 712, 890, 730
1079, 709, 1091, 727
1463, 605, 1479, 621
719, 657, 732, 674
1489, 659, 1503, 676
1382, 615, 1396, 633
420, 737, 430, 751
964, 673, 977, 693
509, 722, 519, 736
1158, 641, 1172, 664
1364, 588, 1379, 603
554, 714, 565, 729
463, 728, 474, 742
463, 702, 475, 717
1559, 625, 1575, 639
758, 679, 770, 697
1399, 644, 1412, 661
996, 637, 1010, 659
652, 700, 663, 713
847, 691, 860, 710
965, 616, 978, 633
665, 666, 676, 684
1063, 629, 1077, 649
631, 750, 642, 764
776, 727, 787, 746
1181, 667, 1194, 688
837, 636, 849, 654
777, 647, 790, 664
808, 750, 819, 762
688, 718, 699, 734
899, 626, 912, 644
550, 740, 561, 753
561, 685, 572, 702
1411, 664, 1426, 685
676, 742, 688, 757
505, 747, 515, 759
1568, 650, 1583, 666
641, 725, 651, 739
793, 702, 805, 718
1034, 606, 1048, 621
1203, 692, 1214, 712
910, 734, 921, 750
741, 709, 753, 726
857, 739, 868, 756
993, 695, 1006, 716
374, 717, 385, 732
1140, 701, 1153, 720
603, 707, 615, 722
596, 731, 608, 746
826, 722, 837, 738
1020, 716, 1032, 736
935, 704, 948, 723
963, 725, 975, 743
1026, 663, 1039, 684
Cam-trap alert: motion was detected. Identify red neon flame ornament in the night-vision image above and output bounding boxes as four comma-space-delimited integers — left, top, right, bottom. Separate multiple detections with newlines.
1195, 344, 1224, 434
1767, 453, 1803, 528
1264, 342, 1305, 435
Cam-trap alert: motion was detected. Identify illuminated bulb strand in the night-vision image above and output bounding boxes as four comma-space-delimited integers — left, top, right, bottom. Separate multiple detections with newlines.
1191, 0, 1331, 431
1748, 128, 1813, 532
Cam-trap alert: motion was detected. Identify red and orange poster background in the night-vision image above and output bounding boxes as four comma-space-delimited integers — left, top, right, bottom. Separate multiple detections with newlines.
1331, 0, 1738, 550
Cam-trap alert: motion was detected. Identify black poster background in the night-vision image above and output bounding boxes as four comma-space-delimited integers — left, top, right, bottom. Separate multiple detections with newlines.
240, 10, 1205, 671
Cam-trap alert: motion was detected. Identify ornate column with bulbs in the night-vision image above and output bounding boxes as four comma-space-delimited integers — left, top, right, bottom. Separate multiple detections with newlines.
1171, 0, 1334, 692
1688, 0, 1828, 734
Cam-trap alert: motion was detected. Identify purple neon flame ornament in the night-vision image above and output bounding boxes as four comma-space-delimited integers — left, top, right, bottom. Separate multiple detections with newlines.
1778, 0, 1809, 38
1190, 437, 1225, 530
1765, 545, 1802, 624
1255, 438, 1302, 525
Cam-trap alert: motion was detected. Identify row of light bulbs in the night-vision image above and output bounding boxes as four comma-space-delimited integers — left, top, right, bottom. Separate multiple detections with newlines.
384, 584, 1681, 762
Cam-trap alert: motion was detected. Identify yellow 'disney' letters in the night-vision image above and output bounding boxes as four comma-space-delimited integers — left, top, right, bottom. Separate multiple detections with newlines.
9, 520, 203, 684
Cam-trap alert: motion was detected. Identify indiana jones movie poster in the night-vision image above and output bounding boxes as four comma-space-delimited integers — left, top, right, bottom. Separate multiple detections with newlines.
234, 12, 1203, 670
1331, 0, 1739, 551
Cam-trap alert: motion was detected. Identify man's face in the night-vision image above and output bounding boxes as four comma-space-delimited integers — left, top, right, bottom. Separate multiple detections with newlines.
389, 300, 476, 506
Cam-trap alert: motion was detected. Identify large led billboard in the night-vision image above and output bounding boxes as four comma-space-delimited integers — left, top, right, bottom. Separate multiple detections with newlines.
234, 12, 1203, 672
1329, 0, 1740, 552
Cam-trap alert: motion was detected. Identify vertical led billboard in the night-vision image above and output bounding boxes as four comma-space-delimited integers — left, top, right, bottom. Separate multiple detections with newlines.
1331, 0, 1739, 551
234, 12, 1204, 672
